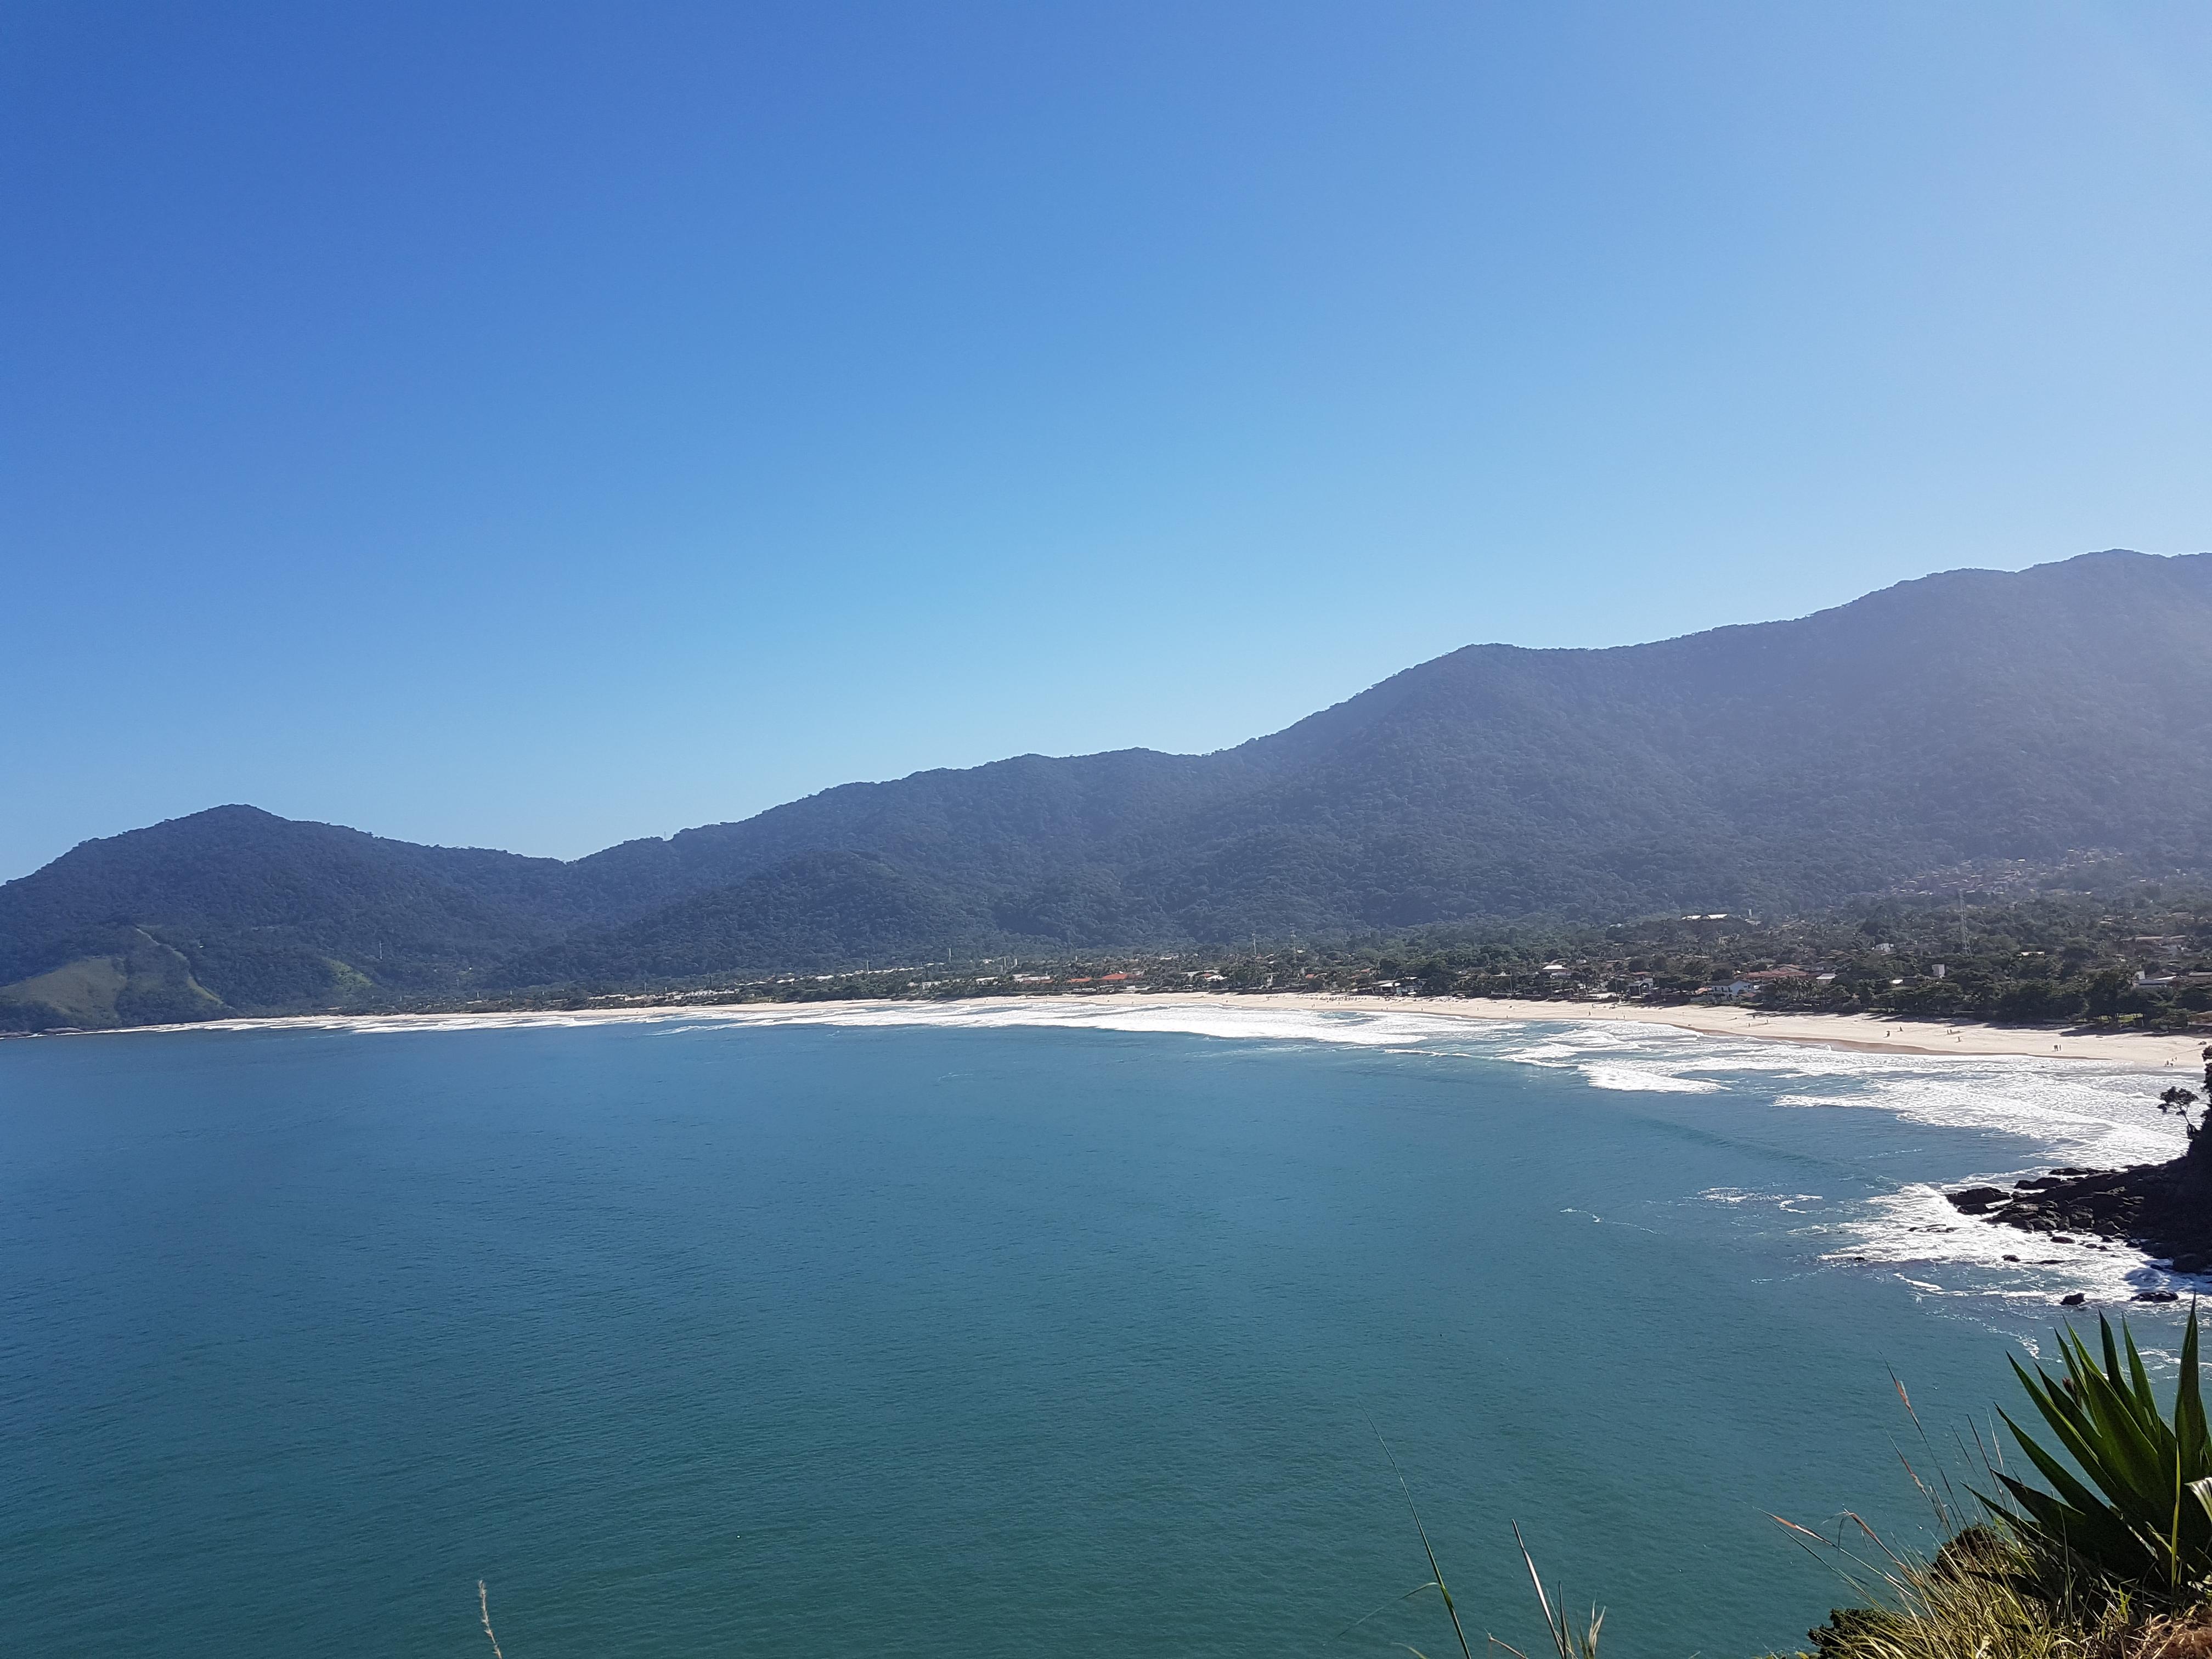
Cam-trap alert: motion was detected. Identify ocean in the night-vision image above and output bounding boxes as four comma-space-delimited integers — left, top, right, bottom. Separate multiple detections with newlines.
1, 1002, 2196, 1656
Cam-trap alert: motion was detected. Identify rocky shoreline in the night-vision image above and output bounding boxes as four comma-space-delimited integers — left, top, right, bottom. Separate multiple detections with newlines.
1943, 1046, 2212, 1300
1948, 1154, 2212, 1297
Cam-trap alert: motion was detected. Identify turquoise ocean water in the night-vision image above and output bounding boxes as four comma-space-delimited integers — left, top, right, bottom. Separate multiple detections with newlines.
1, 1002, 2198, 1657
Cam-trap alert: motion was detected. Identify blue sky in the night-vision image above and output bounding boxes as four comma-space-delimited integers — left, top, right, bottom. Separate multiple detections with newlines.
5, 2, 2209, 879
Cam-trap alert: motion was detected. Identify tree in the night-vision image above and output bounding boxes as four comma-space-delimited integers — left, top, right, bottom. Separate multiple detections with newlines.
2083, 969, 2139, 1020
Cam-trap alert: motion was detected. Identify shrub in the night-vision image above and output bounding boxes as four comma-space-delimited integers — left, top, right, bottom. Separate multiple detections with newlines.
1987, 1311, 2212, 1606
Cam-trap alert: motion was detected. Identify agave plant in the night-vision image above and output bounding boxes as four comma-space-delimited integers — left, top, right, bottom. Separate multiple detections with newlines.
1987, 1307, 2212, 1604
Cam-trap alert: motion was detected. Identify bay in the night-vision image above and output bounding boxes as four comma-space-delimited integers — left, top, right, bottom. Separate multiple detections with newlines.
0, 1005, 2194, 1656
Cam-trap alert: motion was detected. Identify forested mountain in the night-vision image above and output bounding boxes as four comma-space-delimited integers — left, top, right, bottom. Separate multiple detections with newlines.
8, 549, 2211, 1027
0, 808, 590, 1024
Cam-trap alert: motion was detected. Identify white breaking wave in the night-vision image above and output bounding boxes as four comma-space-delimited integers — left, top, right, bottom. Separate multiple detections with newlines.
698, 999, 1492, 1047
1580, 1064, 1723, 1093
1820, 1180, 2203, 1305
143, 998, 1531, 1049
1474, 1017, 2178, 1169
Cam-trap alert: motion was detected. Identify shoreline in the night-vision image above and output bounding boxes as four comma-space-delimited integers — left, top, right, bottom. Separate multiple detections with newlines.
1273, 992, 2209, 1067
24, 990, 2205, 1069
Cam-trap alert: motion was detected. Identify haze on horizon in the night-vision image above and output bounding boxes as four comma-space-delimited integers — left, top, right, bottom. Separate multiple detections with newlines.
5, 2, 2210, 882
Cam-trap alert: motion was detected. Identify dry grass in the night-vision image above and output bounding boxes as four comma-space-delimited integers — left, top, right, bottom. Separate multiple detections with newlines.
1773, 1516, 2212, 1659
2131, 1616, 2212, 1659
1790, 1548, 2120, 1659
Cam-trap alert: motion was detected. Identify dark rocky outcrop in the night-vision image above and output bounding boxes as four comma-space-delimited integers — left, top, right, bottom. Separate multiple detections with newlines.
1948, 1142, 2212, 1272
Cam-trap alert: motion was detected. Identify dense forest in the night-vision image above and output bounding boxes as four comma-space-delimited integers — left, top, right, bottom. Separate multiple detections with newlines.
7, 550, 2212, 1029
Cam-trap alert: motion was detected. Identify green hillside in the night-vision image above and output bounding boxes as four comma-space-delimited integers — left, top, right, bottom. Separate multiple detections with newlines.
0, 927, 224, 1030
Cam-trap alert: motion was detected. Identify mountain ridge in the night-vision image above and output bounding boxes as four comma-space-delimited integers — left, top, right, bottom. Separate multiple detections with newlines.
8, 549, 2210, 1026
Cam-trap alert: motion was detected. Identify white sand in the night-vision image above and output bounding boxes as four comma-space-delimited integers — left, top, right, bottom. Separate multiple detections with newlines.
80, 990, 2198, 1071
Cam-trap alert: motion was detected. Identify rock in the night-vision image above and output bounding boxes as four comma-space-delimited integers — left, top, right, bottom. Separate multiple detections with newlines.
2177, 1255, 2210, 1274
1948, 1186, 2011, 1214
2002, 1254, 2020, 1262
1965, 1151, 2212, 1261
2134, 1290, 2181, 1303
2061, 1293, 2087, 1306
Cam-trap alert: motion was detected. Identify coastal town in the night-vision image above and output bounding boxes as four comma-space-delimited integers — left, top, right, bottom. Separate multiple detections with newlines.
545, 890, 2212, 1037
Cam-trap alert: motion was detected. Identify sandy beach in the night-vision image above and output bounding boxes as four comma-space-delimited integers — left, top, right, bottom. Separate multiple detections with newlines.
1068, 992, 2211, 1069
79, 990, 2206, 1071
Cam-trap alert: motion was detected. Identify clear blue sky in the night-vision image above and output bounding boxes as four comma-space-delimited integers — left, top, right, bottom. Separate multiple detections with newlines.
5, 2, 2209, 880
